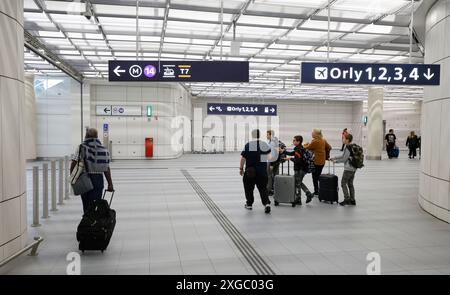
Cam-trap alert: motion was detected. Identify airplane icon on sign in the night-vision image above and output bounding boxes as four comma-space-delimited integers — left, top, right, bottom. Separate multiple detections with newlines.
314, 67, 328, 80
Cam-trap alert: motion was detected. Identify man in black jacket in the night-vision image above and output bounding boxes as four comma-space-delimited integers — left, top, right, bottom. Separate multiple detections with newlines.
282, 135, 314, 205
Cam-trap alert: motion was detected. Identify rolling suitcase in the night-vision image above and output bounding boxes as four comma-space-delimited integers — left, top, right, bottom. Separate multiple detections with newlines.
318, 161, 339, 204
273, 160, 297, 207
77, 190, 116, 253
392, 146, 399, 158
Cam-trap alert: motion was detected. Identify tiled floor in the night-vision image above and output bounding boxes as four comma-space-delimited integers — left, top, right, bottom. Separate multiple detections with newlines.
1, 151, 450, 275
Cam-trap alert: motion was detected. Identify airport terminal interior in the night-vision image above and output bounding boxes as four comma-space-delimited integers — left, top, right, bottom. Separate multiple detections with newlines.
0, 0, 450, 275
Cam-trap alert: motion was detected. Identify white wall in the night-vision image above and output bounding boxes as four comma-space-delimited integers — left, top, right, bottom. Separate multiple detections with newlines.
89, 82, 192, 159
361, 101, 422, 150
193, 98, 363, 151
193, 97, 422, 154
34, 75, 82, 158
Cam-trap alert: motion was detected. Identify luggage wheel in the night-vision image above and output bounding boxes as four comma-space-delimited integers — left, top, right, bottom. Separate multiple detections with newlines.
274, 201, 279, 206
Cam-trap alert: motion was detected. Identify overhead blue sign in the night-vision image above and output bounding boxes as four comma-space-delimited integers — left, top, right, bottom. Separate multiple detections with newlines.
301, 62, 440, 85
207, 103, 277, 116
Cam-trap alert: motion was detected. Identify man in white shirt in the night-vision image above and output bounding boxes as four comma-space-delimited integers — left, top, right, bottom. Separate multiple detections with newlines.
266, 130, 282, 196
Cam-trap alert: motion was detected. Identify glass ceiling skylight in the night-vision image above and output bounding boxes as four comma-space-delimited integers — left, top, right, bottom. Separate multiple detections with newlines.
23, 0, 424, 101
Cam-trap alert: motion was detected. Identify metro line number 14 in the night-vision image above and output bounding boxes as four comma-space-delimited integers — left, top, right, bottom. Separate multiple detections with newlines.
365, 67, 420, 82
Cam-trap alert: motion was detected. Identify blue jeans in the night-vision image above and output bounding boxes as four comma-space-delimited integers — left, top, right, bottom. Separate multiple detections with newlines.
81, 174, 104, 213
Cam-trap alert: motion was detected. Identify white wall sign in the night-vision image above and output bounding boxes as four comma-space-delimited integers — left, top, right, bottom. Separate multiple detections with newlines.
96, 105, 112, 116
111, 105, 142, 116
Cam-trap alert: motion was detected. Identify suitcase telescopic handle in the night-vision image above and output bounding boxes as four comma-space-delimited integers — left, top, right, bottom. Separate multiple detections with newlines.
103, 190, 115, 206
281, 158, 290, 175
328, 160, 335, 174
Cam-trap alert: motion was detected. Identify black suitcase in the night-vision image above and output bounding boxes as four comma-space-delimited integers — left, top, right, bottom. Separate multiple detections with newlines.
318, 161, 338, 204
77, 190, 116, 253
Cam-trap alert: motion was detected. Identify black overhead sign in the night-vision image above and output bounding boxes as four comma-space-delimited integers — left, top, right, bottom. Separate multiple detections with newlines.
108, 60, 249, 82
207, 103, 277, 116
301, 62, 440, 85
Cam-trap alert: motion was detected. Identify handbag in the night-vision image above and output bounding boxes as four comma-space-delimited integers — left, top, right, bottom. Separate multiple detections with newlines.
71, 144, 94, 195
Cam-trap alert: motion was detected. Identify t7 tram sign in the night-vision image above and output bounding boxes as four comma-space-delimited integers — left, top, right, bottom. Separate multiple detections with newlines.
108, 60, 249, 82
301, 62, 440, 85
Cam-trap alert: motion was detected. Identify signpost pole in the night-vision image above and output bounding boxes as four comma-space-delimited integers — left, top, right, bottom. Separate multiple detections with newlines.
409, 0, 413, 64
327, 0, 330, 63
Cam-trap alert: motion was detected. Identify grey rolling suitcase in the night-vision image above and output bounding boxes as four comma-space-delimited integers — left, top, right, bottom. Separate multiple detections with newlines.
273, 160, 297, 207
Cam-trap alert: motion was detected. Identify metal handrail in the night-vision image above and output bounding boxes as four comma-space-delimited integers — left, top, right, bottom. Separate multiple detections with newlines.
0, 236, 44, 268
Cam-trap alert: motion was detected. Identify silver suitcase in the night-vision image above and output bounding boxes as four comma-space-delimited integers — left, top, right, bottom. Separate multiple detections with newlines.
273, 160, 297, 207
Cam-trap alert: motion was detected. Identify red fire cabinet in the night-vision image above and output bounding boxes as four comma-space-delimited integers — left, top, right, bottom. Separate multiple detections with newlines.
145, 138, 153, 158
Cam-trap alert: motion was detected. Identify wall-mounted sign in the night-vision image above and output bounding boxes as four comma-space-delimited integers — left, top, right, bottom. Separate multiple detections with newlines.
301, 62, 440, 85
96, 105, 112, 116
207, 103, 277, 116
103, 123, 109, 138
108, 60, 249, 82
96, 105, 142, 116
146, 105, 153, 117
111, 105, 142, 116
362, 115, 368, 126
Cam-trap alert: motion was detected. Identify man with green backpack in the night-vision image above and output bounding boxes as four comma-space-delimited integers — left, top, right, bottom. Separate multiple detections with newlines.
330, 133, 364, 206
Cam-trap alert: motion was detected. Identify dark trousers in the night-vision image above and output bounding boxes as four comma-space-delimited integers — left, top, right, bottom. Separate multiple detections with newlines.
294, 169, 312, 199
312, 164, 324, 194
243, 172, 270, 206
341, 143, 345, 151
386, 144, 395, 158
267, 162, 280, 193
408, 147, 417, 158
341, 170, 356, 202
81, 174, 104, 213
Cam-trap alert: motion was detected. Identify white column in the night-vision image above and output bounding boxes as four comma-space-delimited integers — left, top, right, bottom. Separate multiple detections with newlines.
366, 87, 384, 160
419, 0, 450, 223
24, 74, 37, 159
0, 0, 27, 263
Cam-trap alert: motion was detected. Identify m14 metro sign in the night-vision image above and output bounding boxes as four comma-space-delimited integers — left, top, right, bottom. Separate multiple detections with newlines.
108, 60, 249, 82
301, 62, 440, 85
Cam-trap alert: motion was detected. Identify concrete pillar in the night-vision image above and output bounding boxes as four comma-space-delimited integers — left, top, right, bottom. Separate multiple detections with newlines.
0, 0, 26, 263
366, 87, 384, 160
419, 0, 450, 223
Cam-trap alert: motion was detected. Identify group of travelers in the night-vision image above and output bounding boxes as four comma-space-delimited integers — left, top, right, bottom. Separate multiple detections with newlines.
240, 128, 360, 214
384, 129, 421, 159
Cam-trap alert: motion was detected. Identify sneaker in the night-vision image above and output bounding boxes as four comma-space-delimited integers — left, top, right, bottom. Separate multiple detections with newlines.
264, 204, 271, 214
339, 200, 347, 206
306, 193, 313, 204
244, 204, 252, 210
295, 198, 302, 205
350, 200, 356, 206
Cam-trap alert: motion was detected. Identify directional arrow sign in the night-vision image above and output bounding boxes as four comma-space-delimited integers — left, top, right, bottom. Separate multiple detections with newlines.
96, 105, 112, 116
424, 68, 434, 80
301, 63, 440, 85
109, 60, 249, 82
207, 103, 277, 116
113, 66, 126, 77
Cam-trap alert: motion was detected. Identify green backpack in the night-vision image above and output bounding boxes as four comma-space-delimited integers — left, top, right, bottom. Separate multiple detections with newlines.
348, 144, 364, 169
